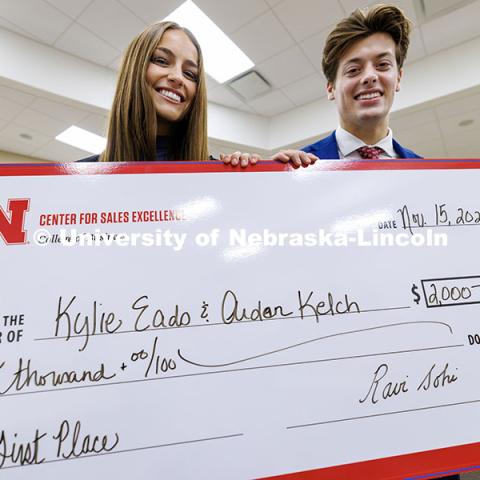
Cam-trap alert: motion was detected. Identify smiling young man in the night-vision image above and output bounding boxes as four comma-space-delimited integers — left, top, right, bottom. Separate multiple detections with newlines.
301, 6, 458, 480
277, 4, 421, 164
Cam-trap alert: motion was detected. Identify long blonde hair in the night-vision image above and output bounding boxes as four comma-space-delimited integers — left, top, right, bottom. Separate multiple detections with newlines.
101, 21, 208, 162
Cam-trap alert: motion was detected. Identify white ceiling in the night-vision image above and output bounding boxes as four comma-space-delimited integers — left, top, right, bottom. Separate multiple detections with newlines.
392, 87, 480, 159
0, 0, 479, 161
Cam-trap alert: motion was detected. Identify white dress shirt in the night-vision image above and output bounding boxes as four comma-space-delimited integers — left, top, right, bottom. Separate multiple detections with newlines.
335, 126, 398, 159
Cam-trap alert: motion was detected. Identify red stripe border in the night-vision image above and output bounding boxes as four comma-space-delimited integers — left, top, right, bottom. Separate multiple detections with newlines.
1, 159, 480, 176
0, 161, 286, 176
261, 441, 480, 479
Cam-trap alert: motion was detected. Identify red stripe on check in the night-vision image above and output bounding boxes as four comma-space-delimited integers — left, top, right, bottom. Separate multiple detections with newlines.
261, 441, 480, 479
1, 159, 480, 176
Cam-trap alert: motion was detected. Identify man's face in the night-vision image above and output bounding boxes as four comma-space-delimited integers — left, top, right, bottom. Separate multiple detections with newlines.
327, 32, 402, 134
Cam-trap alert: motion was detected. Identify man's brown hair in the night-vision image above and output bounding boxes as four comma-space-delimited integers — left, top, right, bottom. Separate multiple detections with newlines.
322, 4, 412, 83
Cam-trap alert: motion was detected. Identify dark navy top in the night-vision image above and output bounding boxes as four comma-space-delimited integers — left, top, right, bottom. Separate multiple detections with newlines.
77, 136, 169, 162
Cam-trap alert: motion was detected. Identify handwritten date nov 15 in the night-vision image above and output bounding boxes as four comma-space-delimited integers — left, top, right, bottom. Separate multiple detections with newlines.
397, 203, 480, 234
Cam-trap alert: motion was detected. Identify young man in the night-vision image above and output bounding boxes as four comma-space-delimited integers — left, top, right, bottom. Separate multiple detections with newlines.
274, 4, 421, 166
310, 5, 456, 480
278, 6, 460, 480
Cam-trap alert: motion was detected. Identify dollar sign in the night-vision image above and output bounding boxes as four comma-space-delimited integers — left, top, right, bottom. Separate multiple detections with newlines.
411, 283, 421, 304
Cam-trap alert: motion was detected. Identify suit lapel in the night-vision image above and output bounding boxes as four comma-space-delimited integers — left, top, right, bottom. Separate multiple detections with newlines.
392, 138, 411, 158
323, 132, 340, 159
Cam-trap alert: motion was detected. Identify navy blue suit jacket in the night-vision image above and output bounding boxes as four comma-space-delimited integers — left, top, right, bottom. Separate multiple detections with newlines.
302, 131, 422, 159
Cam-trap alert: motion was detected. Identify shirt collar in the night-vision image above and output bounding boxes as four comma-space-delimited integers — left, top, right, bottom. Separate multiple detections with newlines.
336, 126, 396, 158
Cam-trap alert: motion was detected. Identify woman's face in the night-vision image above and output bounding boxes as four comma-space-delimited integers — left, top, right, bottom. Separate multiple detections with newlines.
146, 29, 199, 134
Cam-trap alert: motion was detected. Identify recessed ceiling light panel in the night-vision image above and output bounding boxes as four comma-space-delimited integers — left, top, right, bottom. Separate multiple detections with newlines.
55, 126, 106, 154
165, 0, 254, 83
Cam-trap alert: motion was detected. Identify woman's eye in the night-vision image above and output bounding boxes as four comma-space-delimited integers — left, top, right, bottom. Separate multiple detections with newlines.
151, 56, 168, 66
184, 70, 198, 82
346, 68, 358, 76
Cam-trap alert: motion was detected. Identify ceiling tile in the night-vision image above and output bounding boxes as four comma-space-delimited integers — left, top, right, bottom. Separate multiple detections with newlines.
76, 114, 109, 137
0, 98, 25, 122
196, 0, 270, 34
273, 0, 344, 42
0, 85, 35, 107
0, 0, 73, 44
76, 0, 146, 51
405, 27, 427, 64
421, 0, 480, 54
235, 103, 255, 113
55, 23, 121, 66
0, 123, 50, 149
249, 90, 295, 116
0, 136, 37, 157
231, 11, 295, 64
422, 0, 472, 18
0, 16, 41, 41
208, 86, 244, 108
282, 73, 326, 106
14, 109, 70, 138
435, 91, 480, 119
29, 97, 91, 124
34, 139, 91, 162
257, 46, 315, 88
390, 107, 437, 132
44, 0, 93, 19
299, 28, 332, 75
339, 0, 419, 24
117, 0, 181, 24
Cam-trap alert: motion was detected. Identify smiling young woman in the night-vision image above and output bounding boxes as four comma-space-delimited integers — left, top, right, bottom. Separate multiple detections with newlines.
79, 21, 208, 162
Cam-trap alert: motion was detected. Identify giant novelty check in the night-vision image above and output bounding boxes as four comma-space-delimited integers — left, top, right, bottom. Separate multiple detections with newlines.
2, 160, 480, 479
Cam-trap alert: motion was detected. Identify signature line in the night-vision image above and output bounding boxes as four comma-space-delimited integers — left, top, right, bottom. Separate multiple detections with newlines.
287, 398, 480, 430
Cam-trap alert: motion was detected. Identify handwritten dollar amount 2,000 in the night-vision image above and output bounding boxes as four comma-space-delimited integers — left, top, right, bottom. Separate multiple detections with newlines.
411, 276, 480, 308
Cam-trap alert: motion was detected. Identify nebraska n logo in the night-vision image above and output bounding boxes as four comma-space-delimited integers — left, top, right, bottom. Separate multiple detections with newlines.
0, 199, 30, 245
